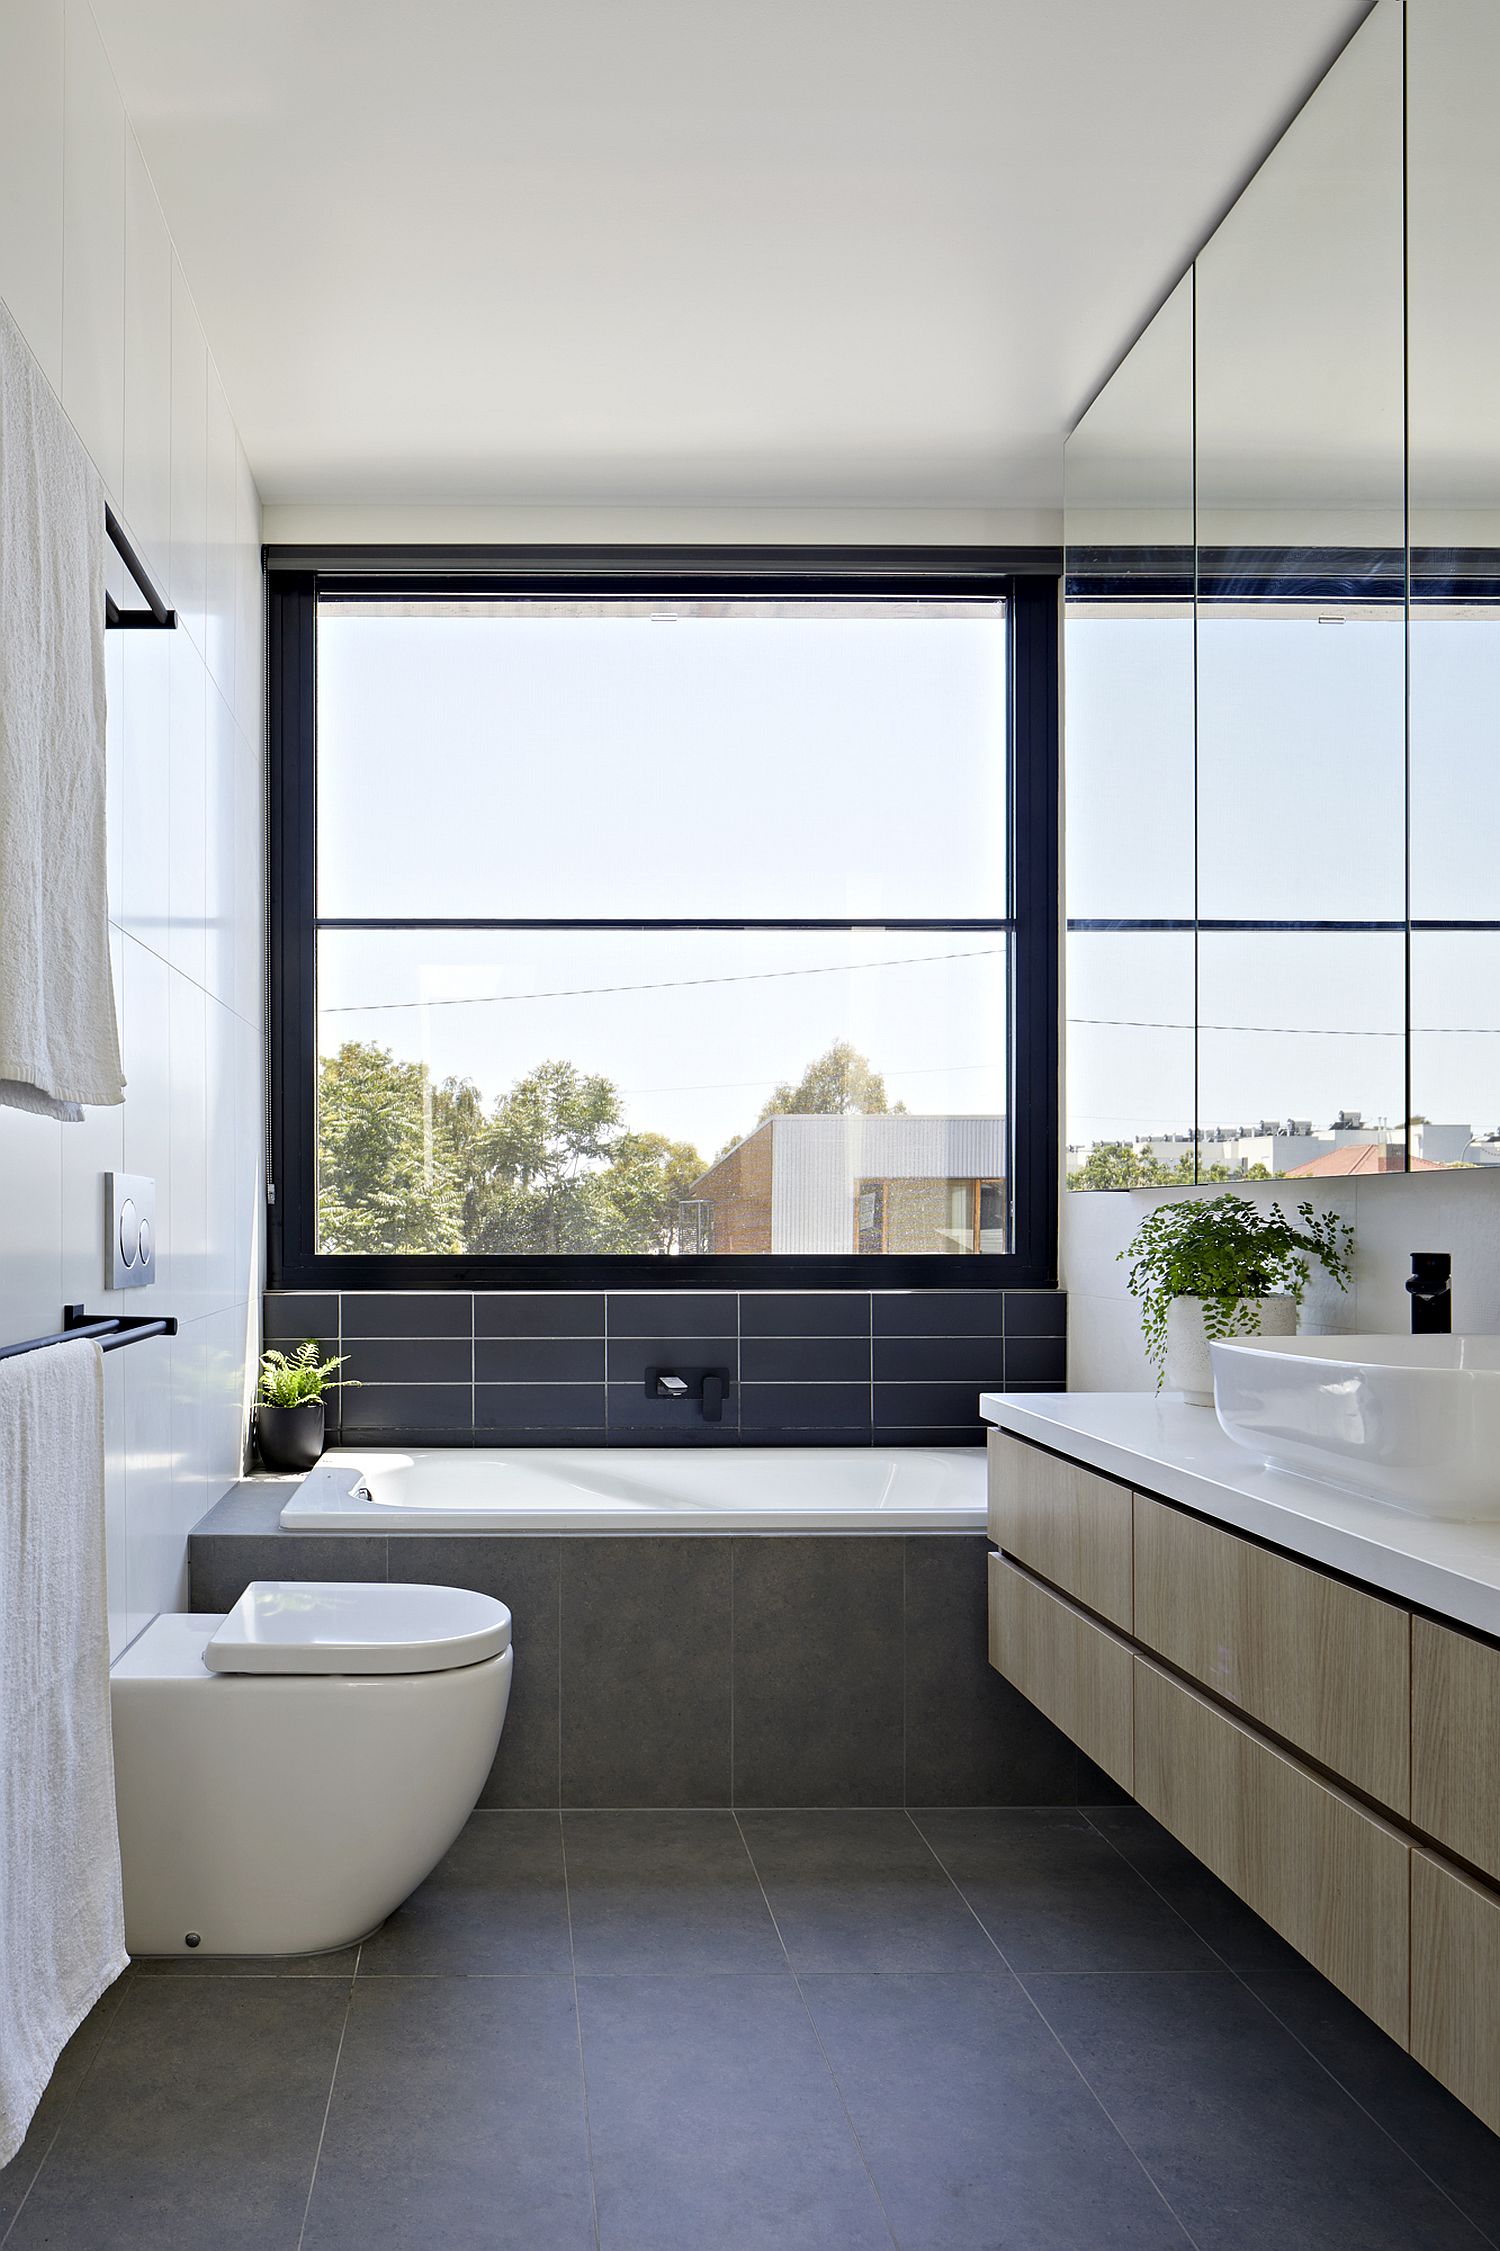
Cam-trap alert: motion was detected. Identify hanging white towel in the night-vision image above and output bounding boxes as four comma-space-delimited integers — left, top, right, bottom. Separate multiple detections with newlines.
0, 1337, 127, 2168
0, 298, 124, 1121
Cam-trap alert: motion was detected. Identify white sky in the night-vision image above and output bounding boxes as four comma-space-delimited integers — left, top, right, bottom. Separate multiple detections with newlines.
316, 604, 1009, 1159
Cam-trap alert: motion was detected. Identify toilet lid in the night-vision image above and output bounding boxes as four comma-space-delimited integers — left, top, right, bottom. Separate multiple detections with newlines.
203, 1581, 512, 1675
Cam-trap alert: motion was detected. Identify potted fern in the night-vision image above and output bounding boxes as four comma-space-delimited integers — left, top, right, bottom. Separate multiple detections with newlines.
255, 1342, 357, 1472
1120, 1194, 1353, 1403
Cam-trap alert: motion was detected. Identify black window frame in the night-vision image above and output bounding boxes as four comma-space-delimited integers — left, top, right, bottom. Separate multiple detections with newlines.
266, 546, 1060, 1291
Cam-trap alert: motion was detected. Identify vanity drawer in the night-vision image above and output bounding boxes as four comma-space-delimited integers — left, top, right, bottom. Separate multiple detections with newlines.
987, 1432, 1132, 1628
1411, 1849, 1500, 2134
1133, 1494, 1410, 1811
1412, 1618, 1500, 1883
987, 1553, 1133, 1791
1133, 1657, 1410, 2043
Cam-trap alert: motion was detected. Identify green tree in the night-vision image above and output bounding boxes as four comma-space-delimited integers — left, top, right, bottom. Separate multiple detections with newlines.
317, 1041, 465, 1252
757, 1040, 902, 1123
1067, 1141, 1272, 1191
591, 1131, 707, 1254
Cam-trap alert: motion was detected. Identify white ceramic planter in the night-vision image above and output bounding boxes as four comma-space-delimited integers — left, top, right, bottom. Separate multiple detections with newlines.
1165, 1294, 1297, 1405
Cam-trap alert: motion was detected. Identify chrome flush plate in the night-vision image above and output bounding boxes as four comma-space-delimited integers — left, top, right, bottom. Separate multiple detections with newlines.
105, 1172, 156, 1290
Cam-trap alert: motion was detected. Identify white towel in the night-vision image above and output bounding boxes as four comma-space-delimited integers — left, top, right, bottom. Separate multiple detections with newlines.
0, 1338, 127, 2168
0, 298, 124, 1121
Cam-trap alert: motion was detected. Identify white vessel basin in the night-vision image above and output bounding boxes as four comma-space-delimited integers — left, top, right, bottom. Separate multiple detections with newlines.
1211, 1334, 1500, 1520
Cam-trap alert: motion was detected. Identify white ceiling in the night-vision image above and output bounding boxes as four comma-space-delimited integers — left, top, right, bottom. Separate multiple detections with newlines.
92, 0, 1371, 516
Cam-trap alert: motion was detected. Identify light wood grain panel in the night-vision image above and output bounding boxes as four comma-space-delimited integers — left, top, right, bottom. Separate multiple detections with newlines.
1133, 1657, 1410, 2043
1411, 1850, 1500, 2134
987, 1431, 1132, 1628
988, 1553, 1133, 1790
1133, 1494, 1410, 1811
1412, 1618, 1500, 1884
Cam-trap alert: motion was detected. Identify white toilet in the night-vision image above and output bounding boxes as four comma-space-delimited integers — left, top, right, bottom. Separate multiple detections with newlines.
110, 1580, 512, 1956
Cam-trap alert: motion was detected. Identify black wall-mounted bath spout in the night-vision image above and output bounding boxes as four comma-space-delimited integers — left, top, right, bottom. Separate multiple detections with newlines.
1407, 1252, 1452, 1334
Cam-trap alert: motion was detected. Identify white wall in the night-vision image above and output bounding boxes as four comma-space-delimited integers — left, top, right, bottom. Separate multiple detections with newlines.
0, 0, 264, 1656
1062, 1171, 1500, 1391
259, 501, 1062, 549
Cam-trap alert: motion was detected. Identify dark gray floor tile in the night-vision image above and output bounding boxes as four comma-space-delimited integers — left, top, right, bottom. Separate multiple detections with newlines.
912, 1809, 1219, 1972
904, 1536, 1079, 1805
388, 1536, 560, 1806
190, 1479, 293, 1534
803, 1970, 1192, 2250
564, 1812, 784, 1973
1074, 1752, 1134, 1806
737, 1810, 1002, 1973
0, 1980, 128, 2234
561, 1538, 731, 1806
578, 1972, 893, 2250
733, 1536, 904, 1806
187, 1531, 388, 1610
301, 1975, 593, 2251
1246, 1969, 1500, 2246
1086, 1805, 1307, 1972
131, 1946, 360, 1977
7, 1978, 346, 2251
1027, 1971, 1490, 2251
357, 1812, 571, 1975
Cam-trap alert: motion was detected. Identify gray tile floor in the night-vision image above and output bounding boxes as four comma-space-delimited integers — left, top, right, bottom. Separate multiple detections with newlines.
4, 1804, 1499, 2250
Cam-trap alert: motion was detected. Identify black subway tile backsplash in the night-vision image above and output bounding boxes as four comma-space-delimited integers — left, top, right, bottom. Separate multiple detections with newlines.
739, 1293, 871, 1338
342, 1293, 473, 1339
476, 1336, 606, 1384
605, 1293, 739, 1338
1003, 1335, 1067, 1386
604, 1336, 738, 1386
872, 1291, 1005, 1338
262, 1288, 1062, 1449
263, 1292, 339, 1343
340, 1337, 471, 1386
739, 1335, 870, 1384
474, 1384, 607, 1436
476, 1293, 605, 1339
872, 1335, 1004, 1386
339, 1383, 473, 1440
739, 1384, 872, 1435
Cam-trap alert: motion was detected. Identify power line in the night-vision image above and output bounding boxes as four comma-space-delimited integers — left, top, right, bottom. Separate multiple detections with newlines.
323, 943, 1006, 1016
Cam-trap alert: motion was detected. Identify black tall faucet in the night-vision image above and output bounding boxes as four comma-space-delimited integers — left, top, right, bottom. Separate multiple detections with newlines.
1406, 1252, 1452, 1334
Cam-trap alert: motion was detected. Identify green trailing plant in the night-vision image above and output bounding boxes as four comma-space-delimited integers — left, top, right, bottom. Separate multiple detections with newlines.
1120, 1194, 1353, 1387
256, 1341, 357, 1410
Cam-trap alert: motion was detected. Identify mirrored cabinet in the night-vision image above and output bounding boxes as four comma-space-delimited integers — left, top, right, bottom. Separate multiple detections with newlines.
1065, 0, 1500, 1186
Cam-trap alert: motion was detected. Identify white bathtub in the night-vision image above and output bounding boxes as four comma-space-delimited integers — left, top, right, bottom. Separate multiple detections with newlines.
279, 1445, 987, 1534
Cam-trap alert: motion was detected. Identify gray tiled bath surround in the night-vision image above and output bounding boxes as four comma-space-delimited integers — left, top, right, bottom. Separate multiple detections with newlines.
188, 1490, 1103, 1809
263, 1287, 1066, 1449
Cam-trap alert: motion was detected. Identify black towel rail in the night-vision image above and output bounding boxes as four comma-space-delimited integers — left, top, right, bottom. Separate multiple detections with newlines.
104, 505, 176, 631
0, 1305, 178, 1364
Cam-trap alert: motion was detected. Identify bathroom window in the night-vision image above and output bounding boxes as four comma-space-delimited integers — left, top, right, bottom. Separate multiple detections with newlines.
267, 555, 1058, 1287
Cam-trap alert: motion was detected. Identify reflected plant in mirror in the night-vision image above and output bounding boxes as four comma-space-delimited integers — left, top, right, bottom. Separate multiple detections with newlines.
1120, 1194, 1353, 1399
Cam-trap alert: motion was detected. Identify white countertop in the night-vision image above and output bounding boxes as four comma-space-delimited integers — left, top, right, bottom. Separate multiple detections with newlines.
981, 1390, 1500, 1639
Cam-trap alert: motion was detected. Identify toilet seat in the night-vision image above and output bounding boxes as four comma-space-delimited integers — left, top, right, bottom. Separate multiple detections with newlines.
201, 1580, 511, 1676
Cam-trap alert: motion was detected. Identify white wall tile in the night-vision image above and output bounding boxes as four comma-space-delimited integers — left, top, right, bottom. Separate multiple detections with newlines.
165, 1317, 209, 1584
102, 1348, 129, 1658
232, 721, 264, 1027
0, 0, 65, 390
233, 1012, 265, 1308
204, 1301, 250, 1501
167, 972, 207, 1325
60, 928, 126, 1311
103, 557, 125, 917
168, 256, 206, 651
166, 630, 206, 987
234, 443, 262, 742
118, 933, 171, 1286
122, 1328, 179, 1634
1347, 1170, 1500, 1334
122, 132, 172, 597
204, 998, 239, 1314
205, 362, 237, 704
116, 625, 171, 956
60, 0, 124, 502
0, 1108, 63, 1343
204, 683, 236, 1009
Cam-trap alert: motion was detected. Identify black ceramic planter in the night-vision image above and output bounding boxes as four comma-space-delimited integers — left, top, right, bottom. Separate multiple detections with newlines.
256, 1400, 326, 1473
